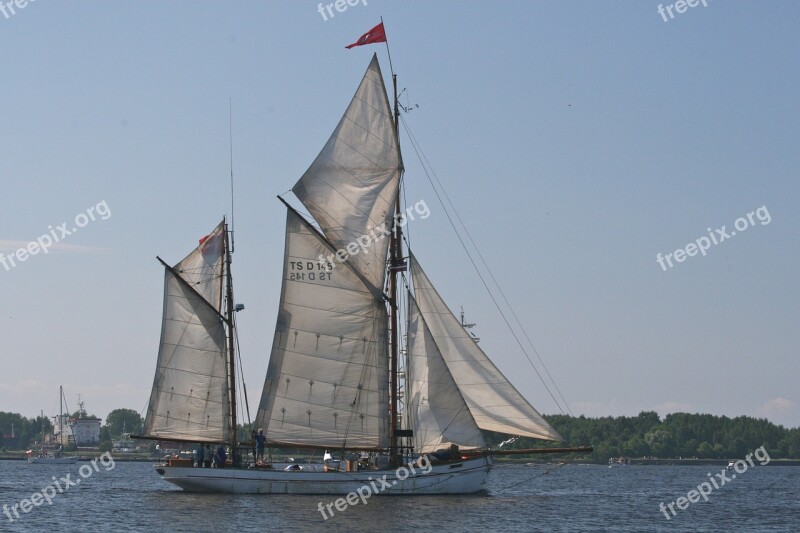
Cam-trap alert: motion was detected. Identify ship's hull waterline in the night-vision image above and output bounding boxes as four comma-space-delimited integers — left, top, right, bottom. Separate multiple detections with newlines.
156, 455, 492, 494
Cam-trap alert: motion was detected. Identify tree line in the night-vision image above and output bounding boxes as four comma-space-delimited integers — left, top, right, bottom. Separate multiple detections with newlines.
485, 412, 800, 461
5, 409, 799, 460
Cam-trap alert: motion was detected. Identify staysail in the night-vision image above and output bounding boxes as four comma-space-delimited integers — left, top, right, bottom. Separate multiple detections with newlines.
254, 209, 389, 449
292, 54, 402, 289
408, 254, 563, 443
407, 296, 486, 453
142, 221, 230, 442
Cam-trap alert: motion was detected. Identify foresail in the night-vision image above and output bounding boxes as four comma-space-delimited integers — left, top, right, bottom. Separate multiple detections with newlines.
292, 54, 402, 289
255, 209, 390, 449
408, 296, 486, 453
142, 221, 229, 442
410, 254, 563, 442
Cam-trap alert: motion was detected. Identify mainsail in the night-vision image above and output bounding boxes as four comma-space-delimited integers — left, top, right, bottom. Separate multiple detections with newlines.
254, 54, 402, 449
292, 54, 402, 289
142, 221, 230, 442
408, 254, 563, 444
255, 210, 389, 449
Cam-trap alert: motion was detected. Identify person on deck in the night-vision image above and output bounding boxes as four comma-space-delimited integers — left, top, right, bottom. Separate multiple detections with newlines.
214, 445, 227, 468
196, 444, 205, 467
204, 445, 213, 468
255, 429, 267, 463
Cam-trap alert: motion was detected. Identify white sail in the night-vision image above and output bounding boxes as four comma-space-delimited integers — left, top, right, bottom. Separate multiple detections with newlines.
172, 222, 226, 312
142, 221, 230, 442
410, 254, 563, 442
292, 54, 402, 289
408, 296, 486, 453
255, 209, 390, 449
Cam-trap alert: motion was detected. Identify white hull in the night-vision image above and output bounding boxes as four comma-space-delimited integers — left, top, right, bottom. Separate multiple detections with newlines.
157, 456, 492, 494
28, 457, 78, 464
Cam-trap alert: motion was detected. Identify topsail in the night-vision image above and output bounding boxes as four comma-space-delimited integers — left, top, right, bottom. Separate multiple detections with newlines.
292, 54, 402, 289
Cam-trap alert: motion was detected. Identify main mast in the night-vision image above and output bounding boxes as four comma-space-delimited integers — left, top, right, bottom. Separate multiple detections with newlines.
389, 71, 402, 463
224, 221, 238, 464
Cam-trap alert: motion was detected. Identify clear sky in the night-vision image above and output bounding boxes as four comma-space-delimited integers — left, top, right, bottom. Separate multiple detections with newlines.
1, 1, 798, 430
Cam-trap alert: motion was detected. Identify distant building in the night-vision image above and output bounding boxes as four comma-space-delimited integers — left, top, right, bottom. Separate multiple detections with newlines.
69, 417, 101, 445
52, 415, 102, 446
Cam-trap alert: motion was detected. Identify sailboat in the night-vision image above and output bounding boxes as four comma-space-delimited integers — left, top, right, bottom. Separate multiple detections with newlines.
136, 54, 589, 494
27, 386, 78, 464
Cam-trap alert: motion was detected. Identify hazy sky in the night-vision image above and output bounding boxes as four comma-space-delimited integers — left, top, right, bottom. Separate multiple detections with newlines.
1, 1, 797, 430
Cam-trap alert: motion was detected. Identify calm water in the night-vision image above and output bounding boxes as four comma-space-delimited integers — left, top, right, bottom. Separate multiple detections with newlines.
1, 460, 798, 532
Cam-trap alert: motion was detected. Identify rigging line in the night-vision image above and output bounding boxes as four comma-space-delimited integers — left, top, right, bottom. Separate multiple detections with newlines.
401, 117, 572, 416
138, 397, 150, 422
61, 391, 70, 421
492, 454, 581, 494
399, 115, 565, 416
234, 321, 252, 428
400, 115, 570, 415
229, 98, 235, 253
339, 319, 383, 449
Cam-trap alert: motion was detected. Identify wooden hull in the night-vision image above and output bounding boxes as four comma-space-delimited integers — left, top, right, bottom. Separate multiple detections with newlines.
156, 456, 492, 494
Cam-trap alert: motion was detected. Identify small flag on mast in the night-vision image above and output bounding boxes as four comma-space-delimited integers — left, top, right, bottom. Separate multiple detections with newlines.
345, 22, 387, 49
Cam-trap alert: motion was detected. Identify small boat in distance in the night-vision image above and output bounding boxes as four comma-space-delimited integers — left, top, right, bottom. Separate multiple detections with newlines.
26, 447, 77, 465
28, 386, 77, 465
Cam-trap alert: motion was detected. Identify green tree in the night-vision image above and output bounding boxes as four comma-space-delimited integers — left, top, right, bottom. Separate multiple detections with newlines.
696, 441, 715, 458
622, 436, 651, 458
105, 409, 143, 438
644, 429, 674, 457
484, 413, 800, 461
